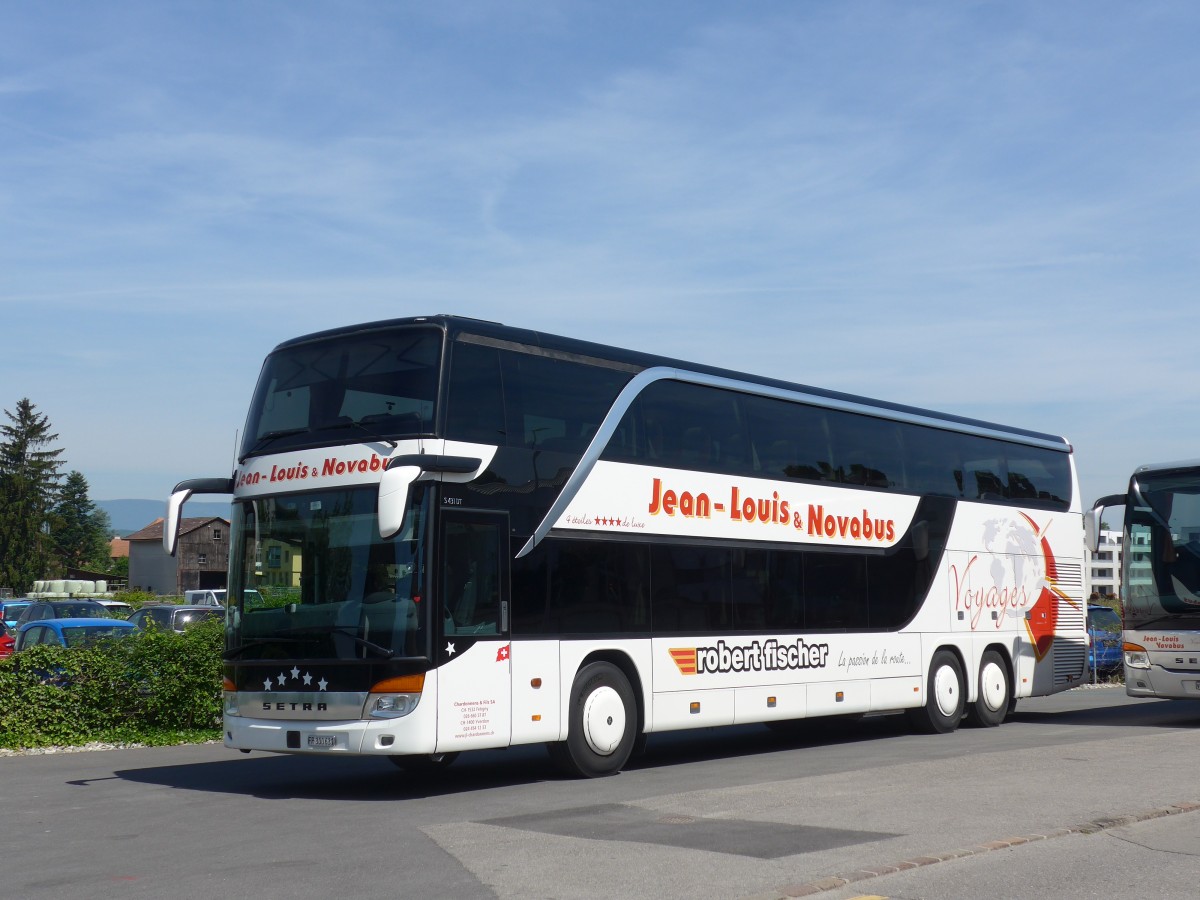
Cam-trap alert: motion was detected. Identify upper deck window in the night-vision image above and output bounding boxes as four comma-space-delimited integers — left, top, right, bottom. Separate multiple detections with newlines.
241, 327, 442, 460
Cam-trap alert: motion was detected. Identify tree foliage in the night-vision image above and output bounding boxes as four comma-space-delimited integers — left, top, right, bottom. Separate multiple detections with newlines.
52, 470, 113, 571
0, 398, 65, 594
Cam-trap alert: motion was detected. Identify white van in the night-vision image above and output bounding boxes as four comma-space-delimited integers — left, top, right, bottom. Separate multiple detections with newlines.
184, 589, 226, 607
183, 589, 263, 608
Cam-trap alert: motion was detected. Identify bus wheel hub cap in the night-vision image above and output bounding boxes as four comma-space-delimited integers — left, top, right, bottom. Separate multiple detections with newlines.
582, 686, 625, 755
980, 662, 1006, 711
933, 665, 958, 716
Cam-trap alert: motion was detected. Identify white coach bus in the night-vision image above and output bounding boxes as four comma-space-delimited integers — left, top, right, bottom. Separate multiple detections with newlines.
166, 315, 1086, 777
1089, 461, 1200, 700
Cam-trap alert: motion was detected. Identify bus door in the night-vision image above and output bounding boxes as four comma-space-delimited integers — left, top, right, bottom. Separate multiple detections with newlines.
434, 509, 512, 752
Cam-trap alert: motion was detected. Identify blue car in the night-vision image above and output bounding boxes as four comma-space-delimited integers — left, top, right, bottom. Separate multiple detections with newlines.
15, 617, 138, 651
1087, 605, 1123, 675
1, 599, 32, 629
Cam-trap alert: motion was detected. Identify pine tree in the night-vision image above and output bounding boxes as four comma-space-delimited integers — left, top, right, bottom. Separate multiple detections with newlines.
0, 398, 65, 593
52, 470, 113, 572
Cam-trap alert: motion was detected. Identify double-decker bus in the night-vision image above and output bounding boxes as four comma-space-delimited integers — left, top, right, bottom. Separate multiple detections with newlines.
1088, 461, 1200, 699
166, 315, 1086, 777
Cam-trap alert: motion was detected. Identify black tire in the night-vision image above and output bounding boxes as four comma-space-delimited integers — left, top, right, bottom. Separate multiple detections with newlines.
548, 661, 638, 778
388, 752, 460, 772
906, 649, 965, 734
966, 650, 1010, 728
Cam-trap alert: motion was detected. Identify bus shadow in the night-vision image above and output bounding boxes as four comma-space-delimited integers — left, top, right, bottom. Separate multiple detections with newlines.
114, 698, 1199, 801
1011, 695, 1200, 730
112, 716, 912, 801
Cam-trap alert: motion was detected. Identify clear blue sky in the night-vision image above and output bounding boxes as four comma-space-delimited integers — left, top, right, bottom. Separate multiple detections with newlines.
3, 2, 1198, 509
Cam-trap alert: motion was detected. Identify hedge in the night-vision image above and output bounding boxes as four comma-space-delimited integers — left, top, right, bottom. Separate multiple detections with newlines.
0, 617, 224, 749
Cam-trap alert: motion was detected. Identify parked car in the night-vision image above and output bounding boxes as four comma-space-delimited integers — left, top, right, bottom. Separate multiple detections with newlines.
127, 604, 222, 633
94, 599, 134, 617
1087, 604, 1123, 674
0, 629, 14, 658
15, 617, 138, 651
12, 599, 112, 631
2, 599, 33, 629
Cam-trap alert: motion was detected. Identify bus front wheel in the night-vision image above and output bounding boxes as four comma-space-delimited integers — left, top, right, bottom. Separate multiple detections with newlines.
549, 661, 637, 778
907, 649, 964, 734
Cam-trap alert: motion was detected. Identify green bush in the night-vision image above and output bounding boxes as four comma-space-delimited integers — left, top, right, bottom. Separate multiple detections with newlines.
0, 617, 224, 749
112, 590, 167, 609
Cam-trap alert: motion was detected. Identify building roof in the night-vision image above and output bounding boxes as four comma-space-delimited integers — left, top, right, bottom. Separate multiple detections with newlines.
109, 537, 130, 558
125, 517, 230, 542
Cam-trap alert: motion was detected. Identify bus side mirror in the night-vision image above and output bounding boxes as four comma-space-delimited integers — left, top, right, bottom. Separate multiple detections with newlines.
164, 487, 193, 556
1084, 506, 1101, 554
1085, 494, 1126, 554
164, 476, 234, 556
378, 463, 422, 539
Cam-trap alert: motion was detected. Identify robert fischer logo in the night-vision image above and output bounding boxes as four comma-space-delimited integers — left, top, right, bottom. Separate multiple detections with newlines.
669, 638, 830, 676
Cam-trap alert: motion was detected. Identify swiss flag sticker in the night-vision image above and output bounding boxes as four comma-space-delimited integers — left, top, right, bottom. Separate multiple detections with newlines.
495, 644, 510, 662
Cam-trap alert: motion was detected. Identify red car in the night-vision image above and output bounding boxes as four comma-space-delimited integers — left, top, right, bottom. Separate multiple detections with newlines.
0, 629, 14, 658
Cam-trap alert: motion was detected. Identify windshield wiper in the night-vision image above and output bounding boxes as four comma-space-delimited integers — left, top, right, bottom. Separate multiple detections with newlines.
343, 422, 398, 453
241, 427, 310, 461
329, 627, 396, 658
267, 625, 396, 659
225, 628, 396, 660
224, 636, 310, 659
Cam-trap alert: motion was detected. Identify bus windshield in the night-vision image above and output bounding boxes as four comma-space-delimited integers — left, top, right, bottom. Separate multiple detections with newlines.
227, 486, 430, 661
240, 325, 443, 460
1125, 469, 1200, 626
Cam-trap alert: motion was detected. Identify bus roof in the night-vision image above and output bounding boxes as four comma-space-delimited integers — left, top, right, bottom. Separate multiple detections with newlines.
1133, 459, 1200, 476
269, 314, 1071, 451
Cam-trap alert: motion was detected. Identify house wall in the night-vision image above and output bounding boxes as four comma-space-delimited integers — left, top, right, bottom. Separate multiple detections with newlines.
128, 542, 178, 595
176, 521, 230, 592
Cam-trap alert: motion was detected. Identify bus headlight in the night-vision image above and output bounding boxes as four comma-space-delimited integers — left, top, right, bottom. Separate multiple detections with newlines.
365, 674, 425, 719
367, 693, 421, 718
1123, 642, 1151, 669
222, 677, 239, 717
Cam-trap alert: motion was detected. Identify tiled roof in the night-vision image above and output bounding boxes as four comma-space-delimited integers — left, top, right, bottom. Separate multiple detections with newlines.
125, 516, 229, 542
109, 537, 130, 558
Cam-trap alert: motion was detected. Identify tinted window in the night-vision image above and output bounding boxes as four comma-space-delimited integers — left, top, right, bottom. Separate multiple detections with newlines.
499, 350, 630, 454
741, 394, 834, 482
827, 410, 901, 488
442, 520, 503, 636
511, 539, 649, 635
445, 341, 507, 444
605, 381, 750, 472
446, 342, 632, 454
241, 326, 442, 458
601, 380, 1071, 511
651, 546, 732, 631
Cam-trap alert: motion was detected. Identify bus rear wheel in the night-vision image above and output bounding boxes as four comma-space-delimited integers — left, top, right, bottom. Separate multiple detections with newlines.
966, 650, 1010, 728
549, 661, 637, 778
907, 649, 964, 734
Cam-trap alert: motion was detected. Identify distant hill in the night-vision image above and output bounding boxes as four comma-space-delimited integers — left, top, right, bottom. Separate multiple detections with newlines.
98, 499, 234, 536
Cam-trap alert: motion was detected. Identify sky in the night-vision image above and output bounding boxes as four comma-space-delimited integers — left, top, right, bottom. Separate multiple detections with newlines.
2, 1, 1199, 510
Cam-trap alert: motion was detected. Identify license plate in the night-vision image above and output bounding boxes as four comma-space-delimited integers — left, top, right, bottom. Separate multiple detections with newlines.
307, 735, 337, 748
